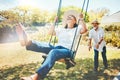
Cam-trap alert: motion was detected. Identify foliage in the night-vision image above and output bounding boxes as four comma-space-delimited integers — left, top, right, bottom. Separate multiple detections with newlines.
13, 6, 56, 25
0, 9, 20, 42
0, 6, 109, 26
0, 6, 55, 42
88, 8, 109, 22
0, 10, 20, 23
0, 22, 17, 43
104, 25, 120, 31
104, 25, 120, 48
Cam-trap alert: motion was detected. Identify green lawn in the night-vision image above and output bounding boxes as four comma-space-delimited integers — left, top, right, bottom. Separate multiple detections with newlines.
0, 42, 120, 80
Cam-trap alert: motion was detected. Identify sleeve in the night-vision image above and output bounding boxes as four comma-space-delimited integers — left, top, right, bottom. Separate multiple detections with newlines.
100, 28, 105, 38
89, 30, 92, 39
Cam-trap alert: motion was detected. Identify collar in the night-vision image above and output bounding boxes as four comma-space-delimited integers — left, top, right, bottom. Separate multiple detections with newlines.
93, 27, 100, 31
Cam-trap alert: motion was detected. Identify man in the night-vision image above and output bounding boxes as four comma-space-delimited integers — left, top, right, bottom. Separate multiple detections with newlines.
88, 20, 108, 72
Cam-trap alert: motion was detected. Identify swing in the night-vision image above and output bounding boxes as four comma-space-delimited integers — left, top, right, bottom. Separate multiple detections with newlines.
42, 0, 89, 69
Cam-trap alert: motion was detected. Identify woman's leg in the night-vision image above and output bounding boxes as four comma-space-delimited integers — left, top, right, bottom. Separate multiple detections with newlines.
16, 23, 28, 46
21, 48, 71, 80
36, 48, 71, 79
26, 41, 54, 54
16, 23, 53, 54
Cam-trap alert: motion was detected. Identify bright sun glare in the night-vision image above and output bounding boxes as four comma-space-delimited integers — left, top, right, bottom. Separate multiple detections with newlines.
18, 0, 36, 7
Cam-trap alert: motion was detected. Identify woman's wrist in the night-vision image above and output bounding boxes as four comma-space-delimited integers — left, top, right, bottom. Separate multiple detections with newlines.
78, 18, 84, 24
79, 18, 84, 21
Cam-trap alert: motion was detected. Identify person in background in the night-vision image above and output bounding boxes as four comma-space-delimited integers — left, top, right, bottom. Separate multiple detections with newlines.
88, 20, 108, 72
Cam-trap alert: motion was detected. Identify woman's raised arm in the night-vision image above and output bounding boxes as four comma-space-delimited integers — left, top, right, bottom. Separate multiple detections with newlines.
79, 13, 88, 34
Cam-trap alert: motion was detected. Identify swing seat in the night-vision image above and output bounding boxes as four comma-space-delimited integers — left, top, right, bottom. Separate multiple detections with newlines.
42, 54, 76, 69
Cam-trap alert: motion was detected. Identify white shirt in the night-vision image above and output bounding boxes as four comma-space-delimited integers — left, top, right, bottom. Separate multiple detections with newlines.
89, 27, 106, 52
55, 25, 82, 51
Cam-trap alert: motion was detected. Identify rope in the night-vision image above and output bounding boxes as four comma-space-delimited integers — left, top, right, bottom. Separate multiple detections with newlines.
71, 0, 89, 59
70, 0, 87, 51
49, 0, 62, 45
75, 0, 89, 55
81, 0, 86, 13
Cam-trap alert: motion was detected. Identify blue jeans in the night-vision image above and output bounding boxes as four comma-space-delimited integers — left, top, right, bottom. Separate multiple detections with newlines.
94, 46, 108, 70
26, 40, 72, 78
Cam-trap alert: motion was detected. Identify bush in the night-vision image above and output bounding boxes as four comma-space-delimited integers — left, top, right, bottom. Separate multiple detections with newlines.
0, 22, 18, 43
104, 25, 120, 31
104, 25, 120, 48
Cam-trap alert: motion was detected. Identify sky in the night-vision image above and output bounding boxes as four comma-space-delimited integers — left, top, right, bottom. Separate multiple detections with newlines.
0, 0, 120, 15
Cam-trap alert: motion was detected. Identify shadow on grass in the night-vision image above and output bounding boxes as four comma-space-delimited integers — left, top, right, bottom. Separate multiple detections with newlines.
0, 59, 120, 80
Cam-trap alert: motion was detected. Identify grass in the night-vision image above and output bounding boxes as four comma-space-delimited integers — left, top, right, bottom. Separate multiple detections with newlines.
0, 42, 120, 80
0, 42, 43, 67
0, 59, 120, 80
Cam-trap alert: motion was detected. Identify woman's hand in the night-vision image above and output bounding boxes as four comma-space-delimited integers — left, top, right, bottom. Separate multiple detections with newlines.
79, 13, 83, 19
54, 16, 58, 23
48, 25, 56, 35
79, 13, 84, 21
79, 13, 87, 34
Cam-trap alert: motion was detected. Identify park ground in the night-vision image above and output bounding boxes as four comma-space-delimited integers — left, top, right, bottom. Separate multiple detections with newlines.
0, 42, 120, 80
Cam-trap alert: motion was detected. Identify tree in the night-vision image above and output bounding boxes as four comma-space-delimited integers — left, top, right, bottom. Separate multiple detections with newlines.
13, 6, 34, 26
88, 8, 110, 22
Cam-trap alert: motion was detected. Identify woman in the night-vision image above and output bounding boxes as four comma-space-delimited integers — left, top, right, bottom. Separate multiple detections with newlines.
16, 13, 87, 80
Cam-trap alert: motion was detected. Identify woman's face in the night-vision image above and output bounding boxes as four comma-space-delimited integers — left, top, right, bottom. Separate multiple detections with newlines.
66, 15, 76, 28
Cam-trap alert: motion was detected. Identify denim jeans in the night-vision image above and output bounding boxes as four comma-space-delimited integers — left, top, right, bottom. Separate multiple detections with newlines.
26, 40, 72, 78
94, 46, 108, 70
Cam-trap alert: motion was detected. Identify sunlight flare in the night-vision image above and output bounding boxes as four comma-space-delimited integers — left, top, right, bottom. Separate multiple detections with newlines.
18, 0, 36, 7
